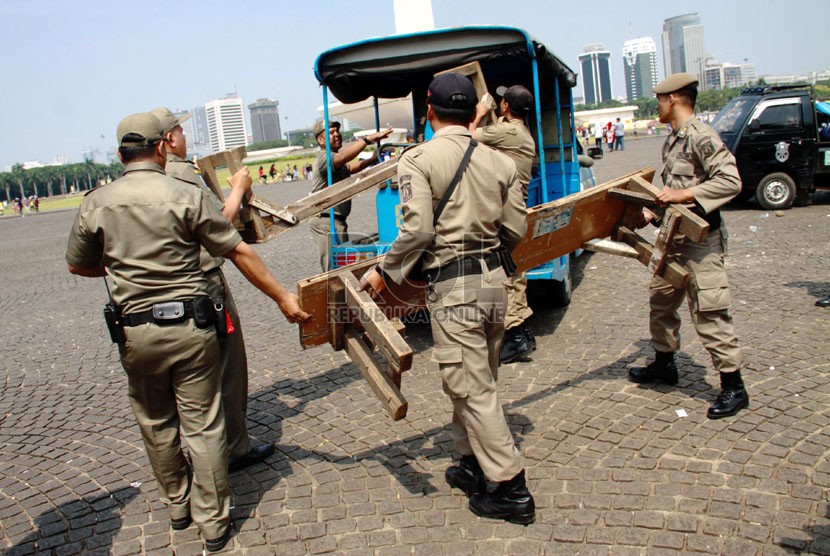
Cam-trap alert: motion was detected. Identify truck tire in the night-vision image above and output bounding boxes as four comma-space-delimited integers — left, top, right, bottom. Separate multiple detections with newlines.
755, 173, 796, 210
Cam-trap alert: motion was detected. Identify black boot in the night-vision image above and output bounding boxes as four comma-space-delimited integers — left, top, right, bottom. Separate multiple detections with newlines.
500, 326, 533, 364
445, 455, 485, 496
522, 321, 537, 351
469, 469, 535, 525
708, 371, 749, 419
629, 351, 678, 385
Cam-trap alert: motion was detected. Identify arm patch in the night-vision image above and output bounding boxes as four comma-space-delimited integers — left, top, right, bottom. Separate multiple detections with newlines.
399, 175, 413, 202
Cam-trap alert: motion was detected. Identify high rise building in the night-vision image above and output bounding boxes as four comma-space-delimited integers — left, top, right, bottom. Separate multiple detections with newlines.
204, 95, 249, 153
579, 43, 613, 105
248, 98, 282, 144
622, 37, 659, 103
704, 60, 756, 91
662, 14, 707, 88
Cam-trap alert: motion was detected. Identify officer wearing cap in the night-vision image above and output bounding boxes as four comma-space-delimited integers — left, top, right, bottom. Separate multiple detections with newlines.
151, 107, 276, 473
360, 73, 535, 524
629, 73, 749, 419
310, 119, 393, 271
471, 84, 537, 364
66, 112, 310, 552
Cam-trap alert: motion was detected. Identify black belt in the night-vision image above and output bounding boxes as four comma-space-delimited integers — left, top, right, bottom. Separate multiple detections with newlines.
318, 213, 347, 222
123, 298, 203, 327
427, 253, 501, 283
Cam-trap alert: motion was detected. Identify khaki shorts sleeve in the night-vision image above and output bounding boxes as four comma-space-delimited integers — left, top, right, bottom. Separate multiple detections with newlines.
193, 190, 242, 257
65, 209, 102, 268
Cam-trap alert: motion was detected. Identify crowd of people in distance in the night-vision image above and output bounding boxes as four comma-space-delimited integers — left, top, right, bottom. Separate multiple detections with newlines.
2, 195, 38, 216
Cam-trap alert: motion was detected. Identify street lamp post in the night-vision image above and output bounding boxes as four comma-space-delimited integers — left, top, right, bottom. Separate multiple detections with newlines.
285, 116, 291, 147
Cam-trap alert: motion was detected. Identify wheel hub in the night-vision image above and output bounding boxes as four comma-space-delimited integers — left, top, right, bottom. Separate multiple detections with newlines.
764, 180, 787, 203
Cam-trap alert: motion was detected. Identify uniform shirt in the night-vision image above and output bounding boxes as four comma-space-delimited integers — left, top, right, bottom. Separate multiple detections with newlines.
380, 125, 527, 285
65, 161, 242, 314
475, 117, 535, 188
165, 153, 226, 273
661, 116, 741, 214
312, 149, 351, 218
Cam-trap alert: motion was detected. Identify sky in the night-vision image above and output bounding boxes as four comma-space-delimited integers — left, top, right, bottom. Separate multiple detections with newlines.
1, 0, 828, 170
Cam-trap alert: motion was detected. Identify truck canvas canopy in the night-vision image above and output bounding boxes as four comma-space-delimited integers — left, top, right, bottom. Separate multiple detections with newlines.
314, 26, 576, 104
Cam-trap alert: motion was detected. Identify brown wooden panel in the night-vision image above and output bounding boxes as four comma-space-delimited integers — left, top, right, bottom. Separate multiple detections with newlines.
512, 167, 655, 273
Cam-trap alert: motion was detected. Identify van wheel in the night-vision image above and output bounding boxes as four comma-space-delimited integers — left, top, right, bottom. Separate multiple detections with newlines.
755, 173, 796, 210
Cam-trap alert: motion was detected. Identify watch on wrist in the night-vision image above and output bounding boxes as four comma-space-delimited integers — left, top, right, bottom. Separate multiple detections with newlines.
362, 136, 371, 146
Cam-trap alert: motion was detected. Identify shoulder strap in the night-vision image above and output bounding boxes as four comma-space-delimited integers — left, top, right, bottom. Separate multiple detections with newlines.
433, 139, 477, 227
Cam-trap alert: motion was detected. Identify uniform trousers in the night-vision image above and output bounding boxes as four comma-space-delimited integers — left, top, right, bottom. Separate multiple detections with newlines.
119, 320, 230, 540
427, 263, 524, 482
204, 268, 252, 460
649, 228, 743, 373
504, 271, 532, 331
310, 215, 349, 272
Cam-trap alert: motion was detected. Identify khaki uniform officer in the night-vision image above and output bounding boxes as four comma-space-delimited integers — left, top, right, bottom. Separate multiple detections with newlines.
310, 119, 392, 271
361, 73, 535, 524
471, 85, 537, 364
629, 73, 748, 419
151, 107, 274, 472
66, 113, 309, 552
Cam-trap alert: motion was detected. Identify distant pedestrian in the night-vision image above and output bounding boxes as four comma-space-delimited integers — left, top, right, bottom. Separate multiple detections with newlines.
594, 124, 603, 151
614, 118, 625, 151
269, 164, 276, 182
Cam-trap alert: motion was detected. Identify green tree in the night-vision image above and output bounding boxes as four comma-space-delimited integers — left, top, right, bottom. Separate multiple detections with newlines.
634, 97, 657, 119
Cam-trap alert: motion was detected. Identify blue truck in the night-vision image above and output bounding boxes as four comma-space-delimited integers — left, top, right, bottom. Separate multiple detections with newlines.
314, 26, 594, 306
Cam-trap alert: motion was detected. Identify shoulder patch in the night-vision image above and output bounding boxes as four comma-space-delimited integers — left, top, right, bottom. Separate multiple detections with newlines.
399, 175, 413, 202
699, 138, 716, 158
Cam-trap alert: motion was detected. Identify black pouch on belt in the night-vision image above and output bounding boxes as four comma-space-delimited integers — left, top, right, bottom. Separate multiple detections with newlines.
192, 296, 218, 329
496, 245, 518, 277
212, 297, 229, 337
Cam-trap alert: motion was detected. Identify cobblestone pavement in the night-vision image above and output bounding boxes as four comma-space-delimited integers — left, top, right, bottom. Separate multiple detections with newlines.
1, 135, 828, 555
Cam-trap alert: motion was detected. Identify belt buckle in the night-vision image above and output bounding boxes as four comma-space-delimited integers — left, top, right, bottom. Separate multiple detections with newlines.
152, 301, 186, 321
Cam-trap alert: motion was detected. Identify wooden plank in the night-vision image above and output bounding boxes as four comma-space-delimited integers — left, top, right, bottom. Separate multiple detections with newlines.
627, 175, 710, 243
342, 273, 413, 375
435, 61, 496, 125
344, 328, 408, 421
512, 167, 656, 273
583, 238, 639, 259
287, 159, 398, 221
648, 210, 681, 276
615, 226, 690, 289
609, 188, 656, 208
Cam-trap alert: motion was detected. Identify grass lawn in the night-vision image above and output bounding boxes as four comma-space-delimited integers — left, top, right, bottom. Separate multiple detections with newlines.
12, 156, 317, 215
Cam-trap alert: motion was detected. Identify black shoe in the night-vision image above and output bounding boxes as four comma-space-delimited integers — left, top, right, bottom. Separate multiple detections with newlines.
816, 297, 830, 308
629, 352, 678, 385
204, 526, 232, 553
521, 321, 537, 351
500, 327, 533, 364
707, 387, 749, 419
445, 455, 485, 496
229, 442, 275, 472
469, 469, 535, 525
170, 515, 192, 531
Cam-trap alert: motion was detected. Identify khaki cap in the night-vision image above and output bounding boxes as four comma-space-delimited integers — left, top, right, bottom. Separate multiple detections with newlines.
117, 112, 165, 147
313, 118, 341, 138
653, 73, 699, 94
150, 107, 192, 134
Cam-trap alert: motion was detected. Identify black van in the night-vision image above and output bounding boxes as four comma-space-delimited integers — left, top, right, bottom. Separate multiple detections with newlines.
711, 84, 830, 209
